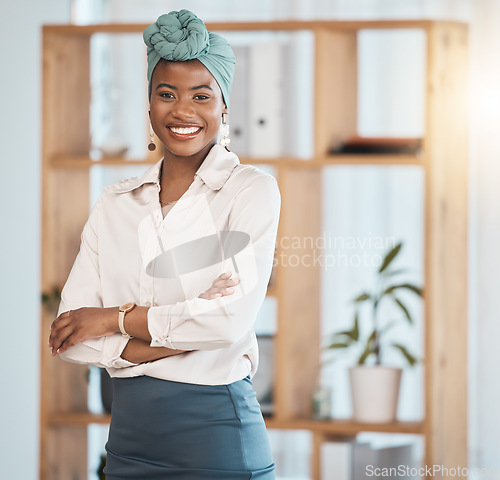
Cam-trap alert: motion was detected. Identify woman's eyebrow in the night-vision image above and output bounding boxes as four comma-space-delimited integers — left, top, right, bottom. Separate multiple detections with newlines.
190, 85, 213, 91
156, 83, 177, 90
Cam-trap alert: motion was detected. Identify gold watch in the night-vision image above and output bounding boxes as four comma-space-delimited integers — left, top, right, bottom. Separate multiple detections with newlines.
118, 302, 136, 339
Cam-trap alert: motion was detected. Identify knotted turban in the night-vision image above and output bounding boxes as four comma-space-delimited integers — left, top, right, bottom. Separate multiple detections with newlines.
143, 10, 235, 107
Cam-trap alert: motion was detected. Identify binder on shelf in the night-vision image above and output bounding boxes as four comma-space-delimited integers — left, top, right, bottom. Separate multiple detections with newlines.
229, 42, 285, 158
229, 45, 250, 156
248, 42, 284, 158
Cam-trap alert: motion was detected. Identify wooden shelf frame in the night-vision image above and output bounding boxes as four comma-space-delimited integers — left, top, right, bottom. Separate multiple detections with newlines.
41, 18, 468, 480
43, 19, 467, 35
48, 411, 424, 435
50, 153, 424, 168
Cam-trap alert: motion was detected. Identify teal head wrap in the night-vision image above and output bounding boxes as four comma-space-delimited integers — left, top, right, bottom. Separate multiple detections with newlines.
143, 10, 235, 107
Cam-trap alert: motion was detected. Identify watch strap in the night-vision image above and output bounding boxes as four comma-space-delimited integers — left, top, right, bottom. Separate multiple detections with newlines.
118, 307, 134, 339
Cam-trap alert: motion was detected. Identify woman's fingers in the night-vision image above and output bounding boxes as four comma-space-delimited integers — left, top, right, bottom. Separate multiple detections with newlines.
49, 316, 71, 346
49, 323, 75, 356
198, 273, 240, 300
212, 273, 240, 294
213, 272, 240, 288
49, 308, 84, 355
211, 272, 231, 286
49, 307, 117, 356
200, 291, 222, 300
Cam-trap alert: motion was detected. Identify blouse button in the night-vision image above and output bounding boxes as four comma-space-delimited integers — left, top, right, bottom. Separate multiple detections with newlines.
144, 301, 151, 307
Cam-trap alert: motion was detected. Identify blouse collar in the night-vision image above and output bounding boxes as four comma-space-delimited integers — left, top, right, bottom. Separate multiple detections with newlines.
104, 144, 240, 194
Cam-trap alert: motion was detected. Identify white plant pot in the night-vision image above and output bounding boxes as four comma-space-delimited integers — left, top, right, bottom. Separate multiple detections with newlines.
349, 366, 402, 423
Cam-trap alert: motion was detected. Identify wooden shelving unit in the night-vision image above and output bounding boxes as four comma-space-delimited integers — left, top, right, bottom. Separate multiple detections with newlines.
41, 19, 468, 480
48, 412, 423, 434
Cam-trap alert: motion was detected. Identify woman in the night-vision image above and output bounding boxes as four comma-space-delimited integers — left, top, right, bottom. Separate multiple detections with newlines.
48, 10, 280, 479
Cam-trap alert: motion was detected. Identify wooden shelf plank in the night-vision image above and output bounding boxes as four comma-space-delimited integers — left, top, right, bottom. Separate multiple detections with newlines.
265, 418, 424, 435
42, 20, 465, 36
50, 153, 424, 169
51, 155, 154, 168
49, 413, 112, 426
48, 412, 423, 435
50, 154, 303, 168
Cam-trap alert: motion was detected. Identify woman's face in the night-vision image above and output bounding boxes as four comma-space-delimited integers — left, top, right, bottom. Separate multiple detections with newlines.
149, 59, 226, 158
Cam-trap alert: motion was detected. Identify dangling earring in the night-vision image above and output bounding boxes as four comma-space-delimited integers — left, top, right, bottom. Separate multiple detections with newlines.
148, 124, 156, 151
219, 112, 230, 151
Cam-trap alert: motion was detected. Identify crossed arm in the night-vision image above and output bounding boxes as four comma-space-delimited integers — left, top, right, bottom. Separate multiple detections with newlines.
48, 272, 239, 364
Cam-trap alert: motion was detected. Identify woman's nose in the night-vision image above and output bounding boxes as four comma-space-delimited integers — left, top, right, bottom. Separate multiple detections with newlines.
171, 97, 195, 119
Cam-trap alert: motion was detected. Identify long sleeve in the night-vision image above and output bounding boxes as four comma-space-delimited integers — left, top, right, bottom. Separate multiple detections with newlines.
147, 174, 281, 350
56, 194, 136, 369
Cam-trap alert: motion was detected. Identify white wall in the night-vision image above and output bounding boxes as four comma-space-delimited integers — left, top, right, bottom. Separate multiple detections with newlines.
0, 1, 71, 478
468, 0, 500, 471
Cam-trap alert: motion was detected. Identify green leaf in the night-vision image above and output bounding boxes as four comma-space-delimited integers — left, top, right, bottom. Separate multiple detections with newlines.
399, 283, 423, 296
352, 312, 360, 341
366, 328, 377, 346
358, 344, 375, 365
393, 297, 413, 324
353, 293, 371, 303
381, 268, 408, 277
378, 242, 402, 273
357, 331, 377, 365
327, 342, 351, 349
382, 283, 423, 297
330, 315, 359, 344
392, 343, 418, 366
332, 330, 356, 343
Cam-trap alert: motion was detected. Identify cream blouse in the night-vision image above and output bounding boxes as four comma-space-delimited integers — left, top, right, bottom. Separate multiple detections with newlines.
57, 144, 281, 385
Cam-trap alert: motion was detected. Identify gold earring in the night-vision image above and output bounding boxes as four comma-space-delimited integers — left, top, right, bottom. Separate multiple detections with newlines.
148, 124, 156, 151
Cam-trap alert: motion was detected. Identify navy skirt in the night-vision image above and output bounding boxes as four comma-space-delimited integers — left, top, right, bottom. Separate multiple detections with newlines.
104, 375, 275, 479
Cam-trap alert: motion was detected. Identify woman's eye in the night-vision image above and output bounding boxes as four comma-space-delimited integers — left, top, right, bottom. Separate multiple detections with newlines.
159, 92, 175, 99
194, 94, 209, 100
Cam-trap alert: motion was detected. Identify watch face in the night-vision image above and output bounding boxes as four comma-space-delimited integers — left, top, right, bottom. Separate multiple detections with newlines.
120, 302, 135, 312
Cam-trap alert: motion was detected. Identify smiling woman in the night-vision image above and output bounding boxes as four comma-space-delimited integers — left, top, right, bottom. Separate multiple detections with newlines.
150, 59, 226, 160
48, 8, 280, 480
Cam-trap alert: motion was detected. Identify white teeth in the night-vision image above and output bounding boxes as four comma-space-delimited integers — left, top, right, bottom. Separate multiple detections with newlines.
169, 126, 201, 134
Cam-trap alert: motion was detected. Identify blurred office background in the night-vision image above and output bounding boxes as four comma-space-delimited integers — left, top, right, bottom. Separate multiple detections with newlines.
1, 0, 499, 478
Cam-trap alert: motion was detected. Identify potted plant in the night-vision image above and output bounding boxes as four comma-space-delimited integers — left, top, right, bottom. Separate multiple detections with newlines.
327, 241, 422, 423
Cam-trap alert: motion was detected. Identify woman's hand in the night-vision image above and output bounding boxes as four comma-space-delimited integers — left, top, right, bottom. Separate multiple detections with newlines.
49, 272, 238, 356
198, 271, 240, 300
48, 307, 118, 357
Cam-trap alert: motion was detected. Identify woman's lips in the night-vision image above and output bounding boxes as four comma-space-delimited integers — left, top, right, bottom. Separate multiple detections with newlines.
167, 125, 203, 140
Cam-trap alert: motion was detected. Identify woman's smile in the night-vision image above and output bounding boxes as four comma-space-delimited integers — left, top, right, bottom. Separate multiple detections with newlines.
167, 124, 203, 140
